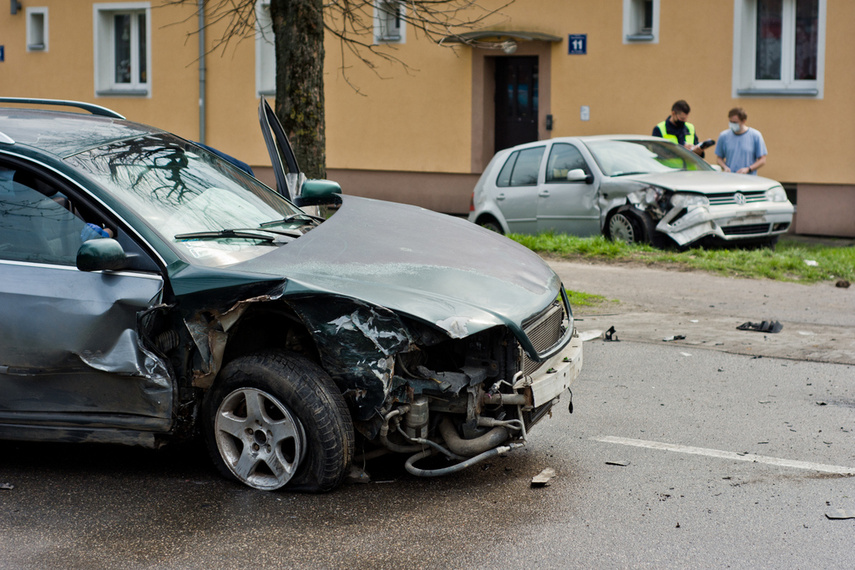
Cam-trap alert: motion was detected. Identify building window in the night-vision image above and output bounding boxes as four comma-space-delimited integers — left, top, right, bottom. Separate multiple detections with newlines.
256, 0, 275, 96
94, 3, 151, 96
374, 0, 405, 44
733, 0, 825, 97
26, 7, 48, 52
623, 0, 658, 43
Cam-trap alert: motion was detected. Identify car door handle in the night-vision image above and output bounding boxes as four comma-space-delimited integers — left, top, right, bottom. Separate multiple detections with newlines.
538, 190, 550, 197
496, 193, 506, 201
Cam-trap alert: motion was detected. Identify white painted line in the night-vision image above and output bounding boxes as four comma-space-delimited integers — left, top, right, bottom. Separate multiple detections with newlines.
593, 436, 855, 475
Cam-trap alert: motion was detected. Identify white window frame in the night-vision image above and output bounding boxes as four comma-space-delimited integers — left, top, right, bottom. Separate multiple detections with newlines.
623, 0, 658, 44
26, 7, 49, 52
93, 2, 152, 97
374, 0, 406, 45
256, 0, 275, 96
732, 0, 825, 98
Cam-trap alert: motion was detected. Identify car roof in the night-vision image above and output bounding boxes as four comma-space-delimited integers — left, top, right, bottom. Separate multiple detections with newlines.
498, 134, 667, 153
0, 107, 163, 159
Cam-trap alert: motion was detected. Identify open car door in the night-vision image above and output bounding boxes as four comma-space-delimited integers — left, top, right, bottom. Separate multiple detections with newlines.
258, 98, 305, 201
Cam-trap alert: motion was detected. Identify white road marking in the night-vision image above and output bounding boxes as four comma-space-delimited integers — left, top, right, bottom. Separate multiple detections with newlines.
593, 436, 855, 475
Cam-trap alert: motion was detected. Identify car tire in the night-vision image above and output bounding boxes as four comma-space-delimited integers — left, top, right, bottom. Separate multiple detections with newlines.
478, 218, 504, 234
607, 209, 645, 244
204, 350, 354, 492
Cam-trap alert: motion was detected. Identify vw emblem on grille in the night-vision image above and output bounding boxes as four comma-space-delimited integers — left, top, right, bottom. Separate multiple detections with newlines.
733, 192, 746, 205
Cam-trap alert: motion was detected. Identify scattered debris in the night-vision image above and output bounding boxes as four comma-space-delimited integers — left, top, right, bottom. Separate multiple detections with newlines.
798, 331, 816, 336
662, 334, 686, 342
0, 482, 13, 490
825, 509, 855, 520
805, 259, 818, 266
689, 319, 699, 323
679, 352, 692, 357
737, 320, 783, 333
578, 330, 604, 342
605, 460, 630, 467
604, 326, 619, 342
816, 401, 827, 406
836, 279, 851, 288
531, 467, 557, 487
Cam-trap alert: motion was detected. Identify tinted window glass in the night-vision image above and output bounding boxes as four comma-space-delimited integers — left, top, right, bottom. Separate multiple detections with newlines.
546, 143, 590, 182
0, 166, 86, 265
509, 147, 544, 186
496, 152, 518, 188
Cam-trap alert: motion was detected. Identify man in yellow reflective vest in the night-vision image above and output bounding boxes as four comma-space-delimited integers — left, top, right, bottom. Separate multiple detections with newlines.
652, 100, 706, 157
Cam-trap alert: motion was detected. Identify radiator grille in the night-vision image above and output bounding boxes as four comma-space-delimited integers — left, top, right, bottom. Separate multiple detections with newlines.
521, 300, 567, 375
707, 191, 767, 206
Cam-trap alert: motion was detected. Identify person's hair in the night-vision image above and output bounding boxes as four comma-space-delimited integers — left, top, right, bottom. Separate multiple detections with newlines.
671, 100, 691, 114
728, 107, 748, 121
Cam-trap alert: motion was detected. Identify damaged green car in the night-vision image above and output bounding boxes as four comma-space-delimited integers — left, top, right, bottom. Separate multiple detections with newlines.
0, 99, 583, 491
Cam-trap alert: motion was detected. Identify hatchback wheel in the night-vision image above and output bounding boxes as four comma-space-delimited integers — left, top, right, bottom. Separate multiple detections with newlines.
204, 350, 353, 491
608, 212, 642, 244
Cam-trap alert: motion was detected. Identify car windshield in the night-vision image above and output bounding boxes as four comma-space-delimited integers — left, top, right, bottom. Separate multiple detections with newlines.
585, 139, 713, 176
66, 134, 308, 267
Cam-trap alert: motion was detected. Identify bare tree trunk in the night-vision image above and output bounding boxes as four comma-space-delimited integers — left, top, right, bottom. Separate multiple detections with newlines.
270, 0, 326, 180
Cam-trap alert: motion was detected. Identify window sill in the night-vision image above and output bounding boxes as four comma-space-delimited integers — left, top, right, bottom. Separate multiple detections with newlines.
736, 88, 819, 97
625, 34, 655, 42
96, 89, 150, 97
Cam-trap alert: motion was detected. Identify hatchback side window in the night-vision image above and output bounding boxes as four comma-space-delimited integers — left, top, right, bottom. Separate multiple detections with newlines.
497, 147, 545, 188
0, 166, 85, 265
510, 147, 545, 186
496, 152, 518, 188
546, 143, 591, 182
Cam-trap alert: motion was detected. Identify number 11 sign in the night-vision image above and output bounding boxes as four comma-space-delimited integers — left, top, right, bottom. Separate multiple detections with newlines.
568, 34, 587, 55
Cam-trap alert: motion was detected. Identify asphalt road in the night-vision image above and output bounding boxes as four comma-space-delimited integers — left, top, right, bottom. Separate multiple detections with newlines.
1, 262, 852, 569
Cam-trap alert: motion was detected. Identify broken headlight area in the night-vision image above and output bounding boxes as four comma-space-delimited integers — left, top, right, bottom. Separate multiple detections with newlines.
354, 293, 580, 477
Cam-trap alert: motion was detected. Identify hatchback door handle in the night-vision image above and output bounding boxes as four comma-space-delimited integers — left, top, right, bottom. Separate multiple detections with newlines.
496, 193, 506, 201
538, 190, 550, 197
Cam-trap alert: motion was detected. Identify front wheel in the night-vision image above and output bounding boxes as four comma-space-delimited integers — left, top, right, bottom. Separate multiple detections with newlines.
204, 350, 354, 491
607, 211, 644, 244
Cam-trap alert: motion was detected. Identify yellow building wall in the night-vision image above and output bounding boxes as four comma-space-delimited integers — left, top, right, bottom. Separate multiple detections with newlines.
2, 0, 853, 188
324, 36, 474, 173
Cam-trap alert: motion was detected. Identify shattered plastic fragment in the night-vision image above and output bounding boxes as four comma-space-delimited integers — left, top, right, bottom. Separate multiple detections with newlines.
0, 482, 13, 490
578, 330, 603, 342
662, 335, 686, 342
604, 326, 619, 342
605, 460, 630, 467
804, 259, 818, 266
531, 467, 556, 487
737, 320, 783, 334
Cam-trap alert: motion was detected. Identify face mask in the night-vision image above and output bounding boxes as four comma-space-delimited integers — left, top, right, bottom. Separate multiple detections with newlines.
673, 120, 685, 129
729, 122, 741, 133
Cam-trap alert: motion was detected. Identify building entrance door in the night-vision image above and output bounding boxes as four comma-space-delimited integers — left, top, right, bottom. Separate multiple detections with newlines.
494, 56, 539, 152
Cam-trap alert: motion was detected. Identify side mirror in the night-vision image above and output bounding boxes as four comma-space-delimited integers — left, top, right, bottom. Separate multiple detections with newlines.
77, 238, 129, 272
295, 179, 342, 206
710, 164, 723, 172
567, 168, 594, 184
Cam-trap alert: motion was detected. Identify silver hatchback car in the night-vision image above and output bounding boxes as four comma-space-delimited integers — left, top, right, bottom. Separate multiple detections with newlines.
468, 135, 795, 248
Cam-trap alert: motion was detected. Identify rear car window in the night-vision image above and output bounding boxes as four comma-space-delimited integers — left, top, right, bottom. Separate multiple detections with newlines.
497, 147, 545, 187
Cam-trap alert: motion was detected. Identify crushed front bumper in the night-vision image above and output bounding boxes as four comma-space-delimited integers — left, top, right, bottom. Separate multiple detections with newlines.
514, 332, 583, 407
656, 202, 795, 246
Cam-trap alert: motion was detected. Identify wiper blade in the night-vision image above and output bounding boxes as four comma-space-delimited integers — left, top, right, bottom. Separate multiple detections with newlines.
259, 212, 324, 228
175, 228, 283, 242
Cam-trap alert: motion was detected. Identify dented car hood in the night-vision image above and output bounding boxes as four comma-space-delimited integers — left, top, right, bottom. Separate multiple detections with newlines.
216, 195, 561, 338
618, 170, 781, 193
